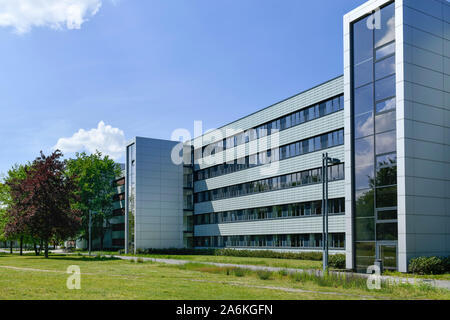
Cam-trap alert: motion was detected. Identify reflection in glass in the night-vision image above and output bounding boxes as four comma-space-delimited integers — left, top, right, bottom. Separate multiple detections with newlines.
355, 164, 374, 190
375, 130, 396, 155
354, 59, 373, 88
376, 97, 396, 113
380, 244, 397, 269
355, 218, 375, 241
355, 112, 374, 138
375, 2, 396, 48
377, 209, 397, 220
377, 223, 398, 241
376, 186, 397, 208
353, 16, 374, 64
375, 55, 395, 80
376, 165, 397, 187
356, 242, 376, 267
375, 111, 396, 134
355, 84, 374, 115
375, 74, 396, 101
376, 153, 397, 167
355, 136, 374, 166
376, 42, 395, 60
355, 189, 375, 217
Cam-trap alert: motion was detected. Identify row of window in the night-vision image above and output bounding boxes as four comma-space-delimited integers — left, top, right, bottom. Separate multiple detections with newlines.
194, 198, 345, 225
195, 129, 344, 181
194, 163, 345, 203
194, 233, 345, 249
194, 95, 344, 161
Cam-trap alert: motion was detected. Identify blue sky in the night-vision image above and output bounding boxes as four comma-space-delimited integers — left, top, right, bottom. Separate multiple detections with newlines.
0, 0, 369, 174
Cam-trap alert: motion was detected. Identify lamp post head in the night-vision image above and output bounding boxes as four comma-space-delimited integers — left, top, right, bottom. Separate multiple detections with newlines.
328, 158, 341, 165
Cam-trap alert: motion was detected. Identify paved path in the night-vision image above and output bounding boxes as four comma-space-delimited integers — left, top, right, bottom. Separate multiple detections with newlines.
2, 249, 449, 290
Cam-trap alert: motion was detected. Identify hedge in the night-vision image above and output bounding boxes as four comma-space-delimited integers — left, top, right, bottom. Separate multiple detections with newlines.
131, 248, 346, 267
409, 256, 450, 275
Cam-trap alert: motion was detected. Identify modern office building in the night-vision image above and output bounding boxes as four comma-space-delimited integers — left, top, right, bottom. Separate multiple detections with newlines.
125, 0, 450, 272
125, 137, 193, 252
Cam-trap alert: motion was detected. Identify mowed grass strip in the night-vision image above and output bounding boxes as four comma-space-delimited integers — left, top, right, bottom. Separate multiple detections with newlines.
78, 251, 323, 270
0, 254, 449, 300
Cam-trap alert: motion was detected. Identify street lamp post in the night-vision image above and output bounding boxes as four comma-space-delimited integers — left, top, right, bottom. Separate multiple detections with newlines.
88, 209, 92, 256
322, 153, 341, 273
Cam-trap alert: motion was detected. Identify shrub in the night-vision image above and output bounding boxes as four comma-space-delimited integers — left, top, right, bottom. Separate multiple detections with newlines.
256, 270, 272, 280
141, 248, 324, 261
214, 249, 323, 261
441, 256, 450, 273
409, 256, 445, 275
233, 268, 247, 277
136, 257, 145, 263
329, 254, 346, 269
278, 269, 289, 277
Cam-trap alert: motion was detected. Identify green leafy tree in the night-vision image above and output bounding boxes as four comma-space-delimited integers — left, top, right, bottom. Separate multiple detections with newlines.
0, 165, 29, 254
0, 180, 9, 249
6, 151, 81, 258
66, 151, 121, 250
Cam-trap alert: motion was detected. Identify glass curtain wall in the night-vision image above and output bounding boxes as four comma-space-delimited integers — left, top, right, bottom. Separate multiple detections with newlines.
126, 143, 136, 253
351, 2, 398, 271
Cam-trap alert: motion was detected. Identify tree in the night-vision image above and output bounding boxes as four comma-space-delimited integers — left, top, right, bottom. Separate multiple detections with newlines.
1, 165, 28, 254
66, 151, 121, 251
0, 181, 9, 249
6, 151, 81, 258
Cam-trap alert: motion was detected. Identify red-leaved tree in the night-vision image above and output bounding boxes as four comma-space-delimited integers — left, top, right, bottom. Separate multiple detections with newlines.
6, 151, 81, 258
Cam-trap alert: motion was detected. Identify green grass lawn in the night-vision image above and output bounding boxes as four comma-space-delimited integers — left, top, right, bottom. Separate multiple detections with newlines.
383, 271, 450, 281
1, 253, 449, 300
80, 251, 324, 270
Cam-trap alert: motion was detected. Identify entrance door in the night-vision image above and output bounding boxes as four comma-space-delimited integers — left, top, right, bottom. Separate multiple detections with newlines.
377, 243, 397, 271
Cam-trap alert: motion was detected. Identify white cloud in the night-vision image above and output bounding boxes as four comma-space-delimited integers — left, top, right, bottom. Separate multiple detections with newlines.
0, 0, 103, 34
54, 121, 126, 160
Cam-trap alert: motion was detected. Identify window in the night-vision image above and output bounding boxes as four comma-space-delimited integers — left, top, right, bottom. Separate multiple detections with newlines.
355, 136, 374, 167
376, 223, 398, 241
354, 112, 374, 138
375, 130, 396, 155
376, 186, 397, 208
375, 111, 396, 134
377, 209, 397, 221
354, 84, 374, 115
376, 42, 395, 60
354, 59, 373, 88
355, 218, 375, 241
355, 189, 375, 218
375, 74, 396, 101
375, 55, 395, 80
376, 97, 396, 113
374, 2, 395, 48
353, 15, 373, 64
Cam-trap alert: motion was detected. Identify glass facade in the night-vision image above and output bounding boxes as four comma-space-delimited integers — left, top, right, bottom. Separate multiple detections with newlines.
351, 2, 398, 271
126, 143, 136, 253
